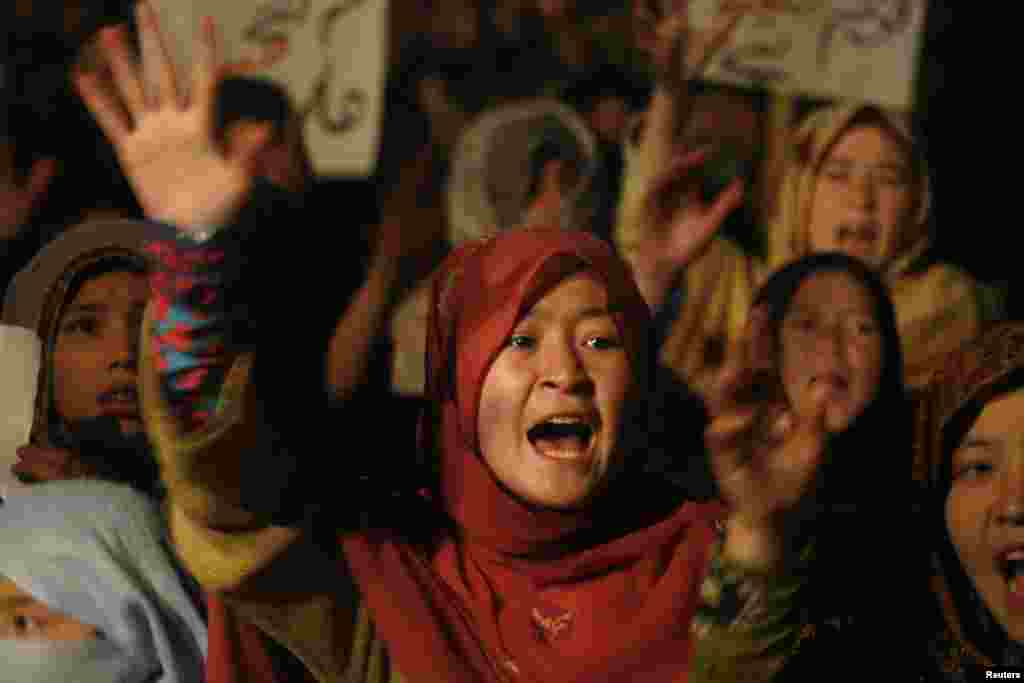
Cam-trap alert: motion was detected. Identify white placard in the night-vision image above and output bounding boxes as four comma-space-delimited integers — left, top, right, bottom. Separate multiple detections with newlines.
0, 325, 41, 500
152, 0, 389, 176
690, 0, 927, 111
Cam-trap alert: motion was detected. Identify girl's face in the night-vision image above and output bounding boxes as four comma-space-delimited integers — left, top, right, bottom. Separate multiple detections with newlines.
52, 270, 148, 436
476, 271, 633, 510
806, 125, 917, 270
0, 577, 97, 641
778, 270, 884, 434
947, 389, 1024, 643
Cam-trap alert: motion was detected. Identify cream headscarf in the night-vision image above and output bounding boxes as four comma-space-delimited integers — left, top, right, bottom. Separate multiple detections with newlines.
765, 102, 932, 278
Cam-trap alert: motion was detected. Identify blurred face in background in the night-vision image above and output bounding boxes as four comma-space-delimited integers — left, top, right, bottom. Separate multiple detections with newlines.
806, 125, 917, 270
778, 270, 883, 434
52, 269, 148, 436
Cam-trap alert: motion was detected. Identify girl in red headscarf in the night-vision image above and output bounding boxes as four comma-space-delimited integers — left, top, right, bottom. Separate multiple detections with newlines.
76, 5, 834, 682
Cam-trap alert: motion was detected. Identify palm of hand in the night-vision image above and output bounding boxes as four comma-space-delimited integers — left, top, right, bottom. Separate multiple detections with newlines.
714, 417, 822, 527
117, 107, 251, 228
75, 8, 278, 232
706, 311, 828, 533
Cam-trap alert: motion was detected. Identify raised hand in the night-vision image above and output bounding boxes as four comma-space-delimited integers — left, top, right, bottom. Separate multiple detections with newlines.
628, 148, 744, 309
634, 0, 786, 83
705, 307, 827, 570
1, 157, 58, 241
73, 3, 277, 233
12, 445, 97, 485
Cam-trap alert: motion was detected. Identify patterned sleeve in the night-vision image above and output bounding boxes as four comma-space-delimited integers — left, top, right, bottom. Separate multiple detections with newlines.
690, 522, 814, 682
146, 237, 232, 433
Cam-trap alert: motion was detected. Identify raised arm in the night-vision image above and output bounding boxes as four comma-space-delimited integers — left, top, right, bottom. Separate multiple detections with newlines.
690, 307, 822, 681
75, 2, 440, 575
619, 1, 779, 311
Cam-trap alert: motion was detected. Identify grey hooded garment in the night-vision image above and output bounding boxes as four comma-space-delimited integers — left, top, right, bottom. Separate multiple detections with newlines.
0, 479, 207, 682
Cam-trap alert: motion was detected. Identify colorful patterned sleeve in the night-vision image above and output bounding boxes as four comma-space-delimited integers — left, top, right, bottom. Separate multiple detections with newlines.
145, 237, 232, 434
689, 522, 814, 682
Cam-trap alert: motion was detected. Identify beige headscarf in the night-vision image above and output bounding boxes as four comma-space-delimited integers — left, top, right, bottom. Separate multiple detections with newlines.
765, 102, 932, 278
1, 219, 173, 448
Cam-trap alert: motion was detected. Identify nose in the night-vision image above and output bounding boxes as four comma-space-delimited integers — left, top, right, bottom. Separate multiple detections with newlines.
848, 173, 877, 211
106, 318, 140, 374
810, 320, 845, 360
539, 336, 593, 396
996, 445, 1024, 526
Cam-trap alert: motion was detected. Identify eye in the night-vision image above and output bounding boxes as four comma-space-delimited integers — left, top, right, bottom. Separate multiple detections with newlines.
583, 335, 621, 351
13, 614, 43, 637
61, 317, 99, 336
787, 316, 816, 333
876, 169, 909, 187
849, 318, 879, 336
953, 460, 996, 483
506, 334, 536, 350
820, 164, 849, 181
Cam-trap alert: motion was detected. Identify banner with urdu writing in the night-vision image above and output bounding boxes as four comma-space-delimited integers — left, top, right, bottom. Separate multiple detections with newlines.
689, 0, 927, 111
154, 0, 389, 176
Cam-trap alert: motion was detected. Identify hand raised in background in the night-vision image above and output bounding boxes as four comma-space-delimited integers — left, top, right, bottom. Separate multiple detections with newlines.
1, 157, 58, 242
634, 0, 787, 84
74, 3, 284, 234
628, 148, 744, 310
705, 307, 827, 570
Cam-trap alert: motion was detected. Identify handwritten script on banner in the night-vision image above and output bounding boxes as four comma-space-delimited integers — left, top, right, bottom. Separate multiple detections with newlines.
154, 0, 389, 176
689, 0, 927, 111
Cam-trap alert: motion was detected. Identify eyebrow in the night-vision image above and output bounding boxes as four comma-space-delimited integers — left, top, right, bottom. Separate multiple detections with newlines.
959, 436, 998, 451
821, 158, 909, 171
519, 305, 618, 325
63, 300, 147, 316
786, 305, 874, 318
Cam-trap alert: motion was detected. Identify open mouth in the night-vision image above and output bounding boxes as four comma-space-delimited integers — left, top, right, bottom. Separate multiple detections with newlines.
98, 386, 140, 417
1000, 550, 1024, 595
836, 223, 879, 250
527, 415, 596, 461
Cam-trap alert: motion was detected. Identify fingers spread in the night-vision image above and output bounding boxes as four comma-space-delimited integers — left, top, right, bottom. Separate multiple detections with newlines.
137, 1, 182, 109
191, 15, 222, 115
226, 38, 289, 76
75, 70, 132, 141
704, 177, 744, 225
100, 25, 149, 115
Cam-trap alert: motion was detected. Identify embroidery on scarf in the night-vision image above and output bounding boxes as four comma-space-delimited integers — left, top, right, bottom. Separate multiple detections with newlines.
530, 605, 575, 643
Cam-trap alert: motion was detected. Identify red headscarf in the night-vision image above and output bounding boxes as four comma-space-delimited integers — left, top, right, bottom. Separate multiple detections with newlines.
344, 228, 722, 682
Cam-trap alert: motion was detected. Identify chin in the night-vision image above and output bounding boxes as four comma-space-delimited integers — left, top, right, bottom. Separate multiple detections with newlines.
520, 486, 594, 512
824, 405, 857, 434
